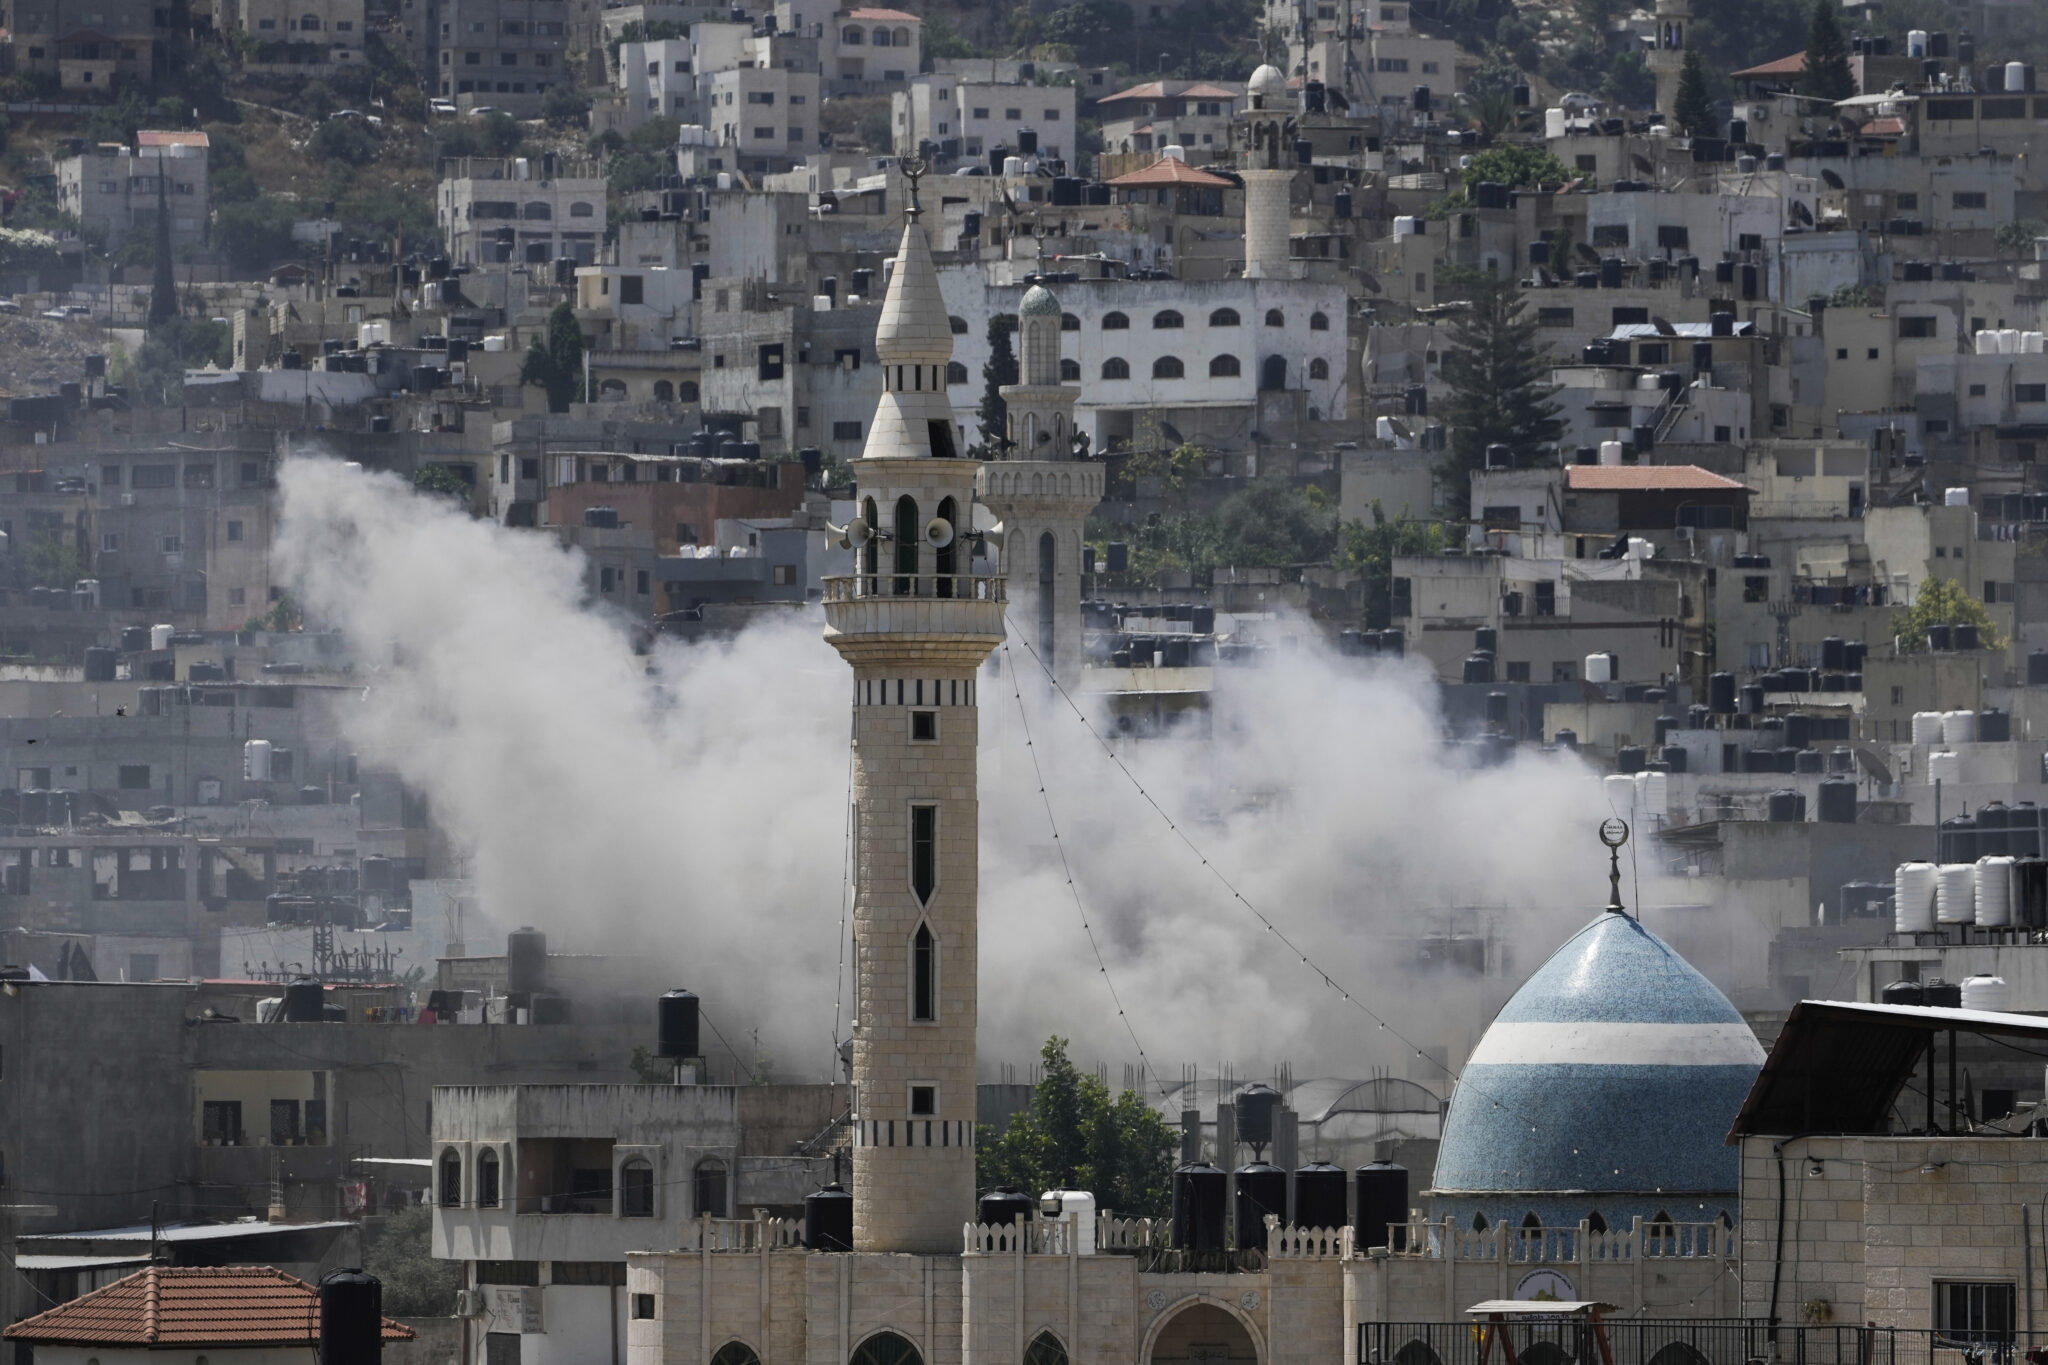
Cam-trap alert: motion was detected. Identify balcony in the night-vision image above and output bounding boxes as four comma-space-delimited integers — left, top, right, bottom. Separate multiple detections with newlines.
821, 573, 1007, 649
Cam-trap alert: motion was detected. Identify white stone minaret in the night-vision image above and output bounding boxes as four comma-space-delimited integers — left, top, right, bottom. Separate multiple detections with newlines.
823, 171, 1004, 1256
977, 281, 1103, 687
1242, 65, 1295, 280
1649, 0, 1691, 121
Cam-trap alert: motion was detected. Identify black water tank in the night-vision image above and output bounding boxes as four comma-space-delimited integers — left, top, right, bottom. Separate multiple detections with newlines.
319, 1268, 382, 1365
1795, 749, 1824, 775
1235, 1083, 1282, 1148
1171, 1162, 1227, 1250
1768, 789, 1806, 822
2030, 652, 2048, 686
1942, 815, 1978, 865
83, 647, 116, 682
1784, 711, 1812, 750
1924, 979, 1962, 1008
978, 1187, 1035, 1227
1981, 709, 2012, 743
1928, 624, 1952, 651
121, 625, 151, 652
1356, 1160, 1408, 1250
1293, 1161, 1347, 1231
1553, 729, 1577, 750
507, 927, 547, 995
1817, 778, 1857, 823
359, 856, 392, 893
1617, 745, 1647, 774
1662, 745, 1688, 773
805, 1184, 854, 1250
1740, 683, 1764, 716
1234, 1162, 1287, 1249
2016, 859, 2048, 929
1820, 637, 1846, 671
1881, 979, 1925, 1006
1954, 623, 1979, 651
1463, 653, 1495, 684
1474, 626, 1498, 654
658, 989, 700, 1059
1709, 672, 1736, 714
284, 978, 325, 1022
1599, 256, 1623, 288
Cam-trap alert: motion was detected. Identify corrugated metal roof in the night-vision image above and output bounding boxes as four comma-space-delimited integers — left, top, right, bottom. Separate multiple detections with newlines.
3, 1267, 416, 1347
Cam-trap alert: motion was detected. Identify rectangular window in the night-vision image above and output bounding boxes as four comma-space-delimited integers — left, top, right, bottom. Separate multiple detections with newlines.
131, 463, 175, 488
832, 420, 862, 441
476, 1262, 542, 1286
1505, 661, 1530, 682
909, 1084, 936, 1116
226, 520, 243, 542
911, 710, 936, 742
1936, 1283, 2015, 1344
1899, 316, 1938, 338
550, 1262, 626, 1286
636, 571, 650, 595
1537, 307, 1574, 327
758, 342, 785, 380
270, 1099, 301, 1145
201, 1100, 243, 1144
910, 804, 936, 906
1896, 193, 1919, 211
631, 1295, 656, 1320
1575, 154, 1597, 172
118, 765, 151, 790
618, 275, 643, 304
2018, 384, 2047, 404
1656, 225, 1690, 249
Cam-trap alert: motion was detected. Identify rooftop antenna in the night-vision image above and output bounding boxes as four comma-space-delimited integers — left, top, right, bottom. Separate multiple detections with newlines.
1601, 817, 1631, 916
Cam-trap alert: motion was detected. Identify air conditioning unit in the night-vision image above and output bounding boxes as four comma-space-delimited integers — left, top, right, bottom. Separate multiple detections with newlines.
455, 1290, 485, 1317
120, 492, 136, 506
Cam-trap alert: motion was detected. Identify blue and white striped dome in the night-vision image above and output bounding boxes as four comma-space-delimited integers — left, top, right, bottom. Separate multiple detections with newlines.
1431, 911, 1764, 1231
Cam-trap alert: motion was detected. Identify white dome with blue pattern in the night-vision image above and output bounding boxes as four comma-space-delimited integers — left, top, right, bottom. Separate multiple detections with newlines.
1431, 910, 1765, 1232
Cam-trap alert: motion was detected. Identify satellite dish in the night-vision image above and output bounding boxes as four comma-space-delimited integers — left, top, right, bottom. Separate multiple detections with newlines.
1821, 167, 1845, 189
924, 517, 955, 549
1573, 241, 1601, 264
1652, 315, 1678, 336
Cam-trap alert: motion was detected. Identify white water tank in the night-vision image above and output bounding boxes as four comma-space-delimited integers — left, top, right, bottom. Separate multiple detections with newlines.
1944, 486, 1971, 506
1603, 772, 1637, 814
1393, 216, 1420, 236
483, 335, 507, 353
1041, 1190, 1097, 1252
1928, 750, 1961, 785
1962, 974, 2010, 1012
1911, 711, 1945, 745
1599, 440, 1624, 465
2002, 329, 2023, 354
716, 172, 733, 190
150, 623, 174, 651
1004, 156, 1027, 176
1975, 330, 1998, 355
1161, 145, 1186, 163
1585, 652, 1615, 684
358, 321, 389, 348
1545, 108, 1568, 138
2008, 62, 2028, 93
1936, 863, 1976, 923
1975, 855, 2015, 926
814, 295, 833, 311
244, 739, 273, 782
1907, 29, 1927, 56
1635, 769, 1668, 819
1895, 861, 1937, 933
1943, 709, 1978, 745
2025, 333, 2046, 354
1625, 537, 1654, 560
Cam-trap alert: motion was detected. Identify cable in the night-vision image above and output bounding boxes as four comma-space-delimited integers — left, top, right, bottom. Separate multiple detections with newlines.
999, 634, 1171, 1102
830, 708, 857, 1080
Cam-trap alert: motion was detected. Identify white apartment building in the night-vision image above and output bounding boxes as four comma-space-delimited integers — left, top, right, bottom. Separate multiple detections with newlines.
707, 65, 821, 171
438, 157, 606, 266
55, 132, 210, 253
891, 74, 1077, 164
1096, 79, 1244, 157
772, 1, 920, 94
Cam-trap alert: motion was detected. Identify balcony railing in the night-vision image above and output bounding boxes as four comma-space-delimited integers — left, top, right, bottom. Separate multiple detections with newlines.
821, 573, 1005, 603
678, 1215, 804, 1252
1385, 1216, 1734, 1262
1361, 1322, 1911, 1365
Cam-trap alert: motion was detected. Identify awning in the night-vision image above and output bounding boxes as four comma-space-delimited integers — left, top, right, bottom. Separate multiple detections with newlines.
12, 1255, 148, 1272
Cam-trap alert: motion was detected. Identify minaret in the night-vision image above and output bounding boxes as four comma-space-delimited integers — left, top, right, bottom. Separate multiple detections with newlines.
823, 167, 1004, 1256
976, 280, 1103, 687
1241, 65, 1294, 280
1649, 0, 1690, 121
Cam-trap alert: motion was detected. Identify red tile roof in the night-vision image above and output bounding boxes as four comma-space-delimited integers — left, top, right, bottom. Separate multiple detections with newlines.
842, 7, 918, 19
1098, 79, 1245, 104
137, 130, 210, 148
1730, 51, 1807, 78
1566, 465, 1749, 492
3, 1267, 417, 1348
1106, 157, 1234, 188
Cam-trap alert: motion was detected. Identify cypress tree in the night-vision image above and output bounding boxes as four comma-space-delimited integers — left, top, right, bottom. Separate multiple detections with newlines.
1802, 0, 1857, 104
519, 302, 587, 412
973, 314, 1017, 457
1674, 49, 1715, 139
1438, 273, 1563, 518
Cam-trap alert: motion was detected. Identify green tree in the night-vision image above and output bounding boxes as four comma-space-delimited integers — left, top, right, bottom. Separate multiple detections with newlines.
1432, 144, 1571, 214
1892, 577, 2002, 652
413, 464, 470, 498
216, 198, 301, 274
972, 315, 1017, 457
1340, 502, 1448, 628
20, 526, 82, 588
542, 82, 591, 126
1995, 220, 2048, 256
1673, 48, 1715, 137
1801, 0, 1856, 103
1437, 272, 1563, 517
520, 302, 586, 413
977, 1037, 1175, 1218
1211, 480, 1338, 567
148, 174, 176, 327
364, 1203, 463, 1317
308, 118, 380, 166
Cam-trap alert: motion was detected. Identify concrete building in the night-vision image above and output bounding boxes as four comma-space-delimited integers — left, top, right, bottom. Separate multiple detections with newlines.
55, 132, 210, 254
892, 74, 1077, 165
212, 0, 365, 70
6, 0, 161, 88
438, 157, 606, 267
1096, 79, 1245, 160
418, 0, 580, 110
706, 64, 821, 173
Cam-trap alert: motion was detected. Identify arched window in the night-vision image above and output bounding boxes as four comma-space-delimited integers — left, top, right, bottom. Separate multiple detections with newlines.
1470, 1211, 1488, 1232
300, 13, 320, 27
1101, 311, 1129, 330
946, 361, 969, 384
841, 25, 863, 43
1587, 1211, 1609, 1233
872, 26, 891, 44
851, 1333, 923, 1365
475, 1148, 500, 1208
1208, 307, 1240, 326
1310, 310, 1330, 330
1024, 1333, 1068, 1365
523, 201, 551, 220
1101, 357, 1129, 379
1308, 357, 1330, 380
934, 495, 957, 590
1152, 309, 1183, 329
1152, 356, 1184, 379
599, 378, 627, 399
710, 1346, 761, 1365
1264, 308, 1284, 326
860, 496, 879, 577
1208, 354, 1240, 377
948, 315, 968, 335
893, 495, 918, 591
1260, 355, 1286, 390
677, 380, 700, 402
652, 380, 674, 402
439, 1148, 462, 1207
912, 923, 936, 1020
620, 1157, 654, 1216
1059, 358, 1080, 380
693, 1158, 728, 1218
1060, 312, 1080, 331
569, 201, 595, 218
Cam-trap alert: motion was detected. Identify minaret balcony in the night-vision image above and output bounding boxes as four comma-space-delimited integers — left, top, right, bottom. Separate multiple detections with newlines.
822, 573, 1008, 647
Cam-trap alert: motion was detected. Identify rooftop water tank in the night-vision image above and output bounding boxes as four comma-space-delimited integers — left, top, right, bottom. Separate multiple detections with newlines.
1356, 1159, 1408, 1249
1233, 1162, 1287, 1250
658, 989, 700, 1059
978, 1187, 1034, 1228
1935, 863, 1976, 924
507, 927, 547, 996
1584, 653, 1614, 684
1911, 712, 1945, 745
1943, 710, 1978, 745
318, 1269, 383, 1365
244, 739, 273, 782
284, 978, 325, 1022
1171, 1162, 1227, 1250
1293, 1161, 1347, 1231
805, 1184, 853, 1250
1041, 1189, 1097, 1253
1962, 974, 2009, 1012
1928, 750, 1961, 786
1896, 862, 1937, 933
151, 623, 174, 651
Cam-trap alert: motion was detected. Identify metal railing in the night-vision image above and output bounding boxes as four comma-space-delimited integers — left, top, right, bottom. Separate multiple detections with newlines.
1361, 1321, 1906, 1365
821, 573, 1005, 603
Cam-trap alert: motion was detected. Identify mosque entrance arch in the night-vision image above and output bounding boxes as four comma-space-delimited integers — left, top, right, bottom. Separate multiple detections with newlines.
1147, 1302, 1260, 1365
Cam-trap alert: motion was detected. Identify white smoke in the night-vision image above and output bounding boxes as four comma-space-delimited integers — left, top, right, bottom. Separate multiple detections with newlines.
275, 457, 1616, 1089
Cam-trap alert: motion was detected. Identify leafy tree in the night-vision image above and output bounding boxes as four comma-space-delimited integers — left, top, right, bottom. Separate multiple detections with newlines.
0, 227, 63, 276
1437, 272, 1562, 517
1995, 220, 2048, 257
1602, 49, 1656, 107
1828, 282, 1873, 307
245, 591, 302, 634
1673, 49, 1715, 137
148, 175, 176, 326
364, 1203, 463, 1316
413, 464, 470, 498
1433, 144, 1571, 214
339, 186, 437, 250
520, 302, 587, 413
972, 315, 1017, 458
1211, 480, 1338, 567
921, 14, 982, 64
1892, 577, 2002, 652
1341, 503, 1448, 628
128, 316, 233, 406
1801, 0, 1856, 103
216, 198, 301, 274
20, 526, 82, 588
977, 1037, 1175, 1218
542, 82, 590, 126
309, 118, 380, 166
628, 1045, 671, 1083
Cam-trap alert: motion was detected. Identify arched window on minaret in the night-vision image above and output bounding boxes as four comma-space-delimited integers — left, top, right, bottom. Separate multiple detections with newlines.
894, 496, 918, 594
911, 922, 937, 1021
1038, 531, 1056, 668
910, 805, 936, 905
935, 497, 958, 596
860, 497, 880, 582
